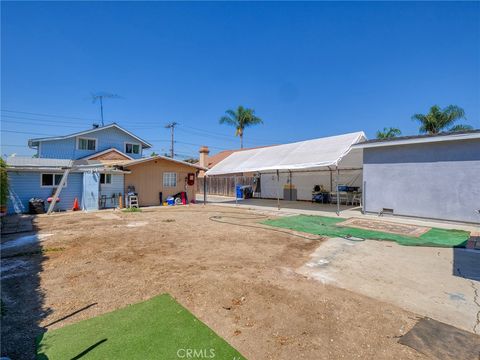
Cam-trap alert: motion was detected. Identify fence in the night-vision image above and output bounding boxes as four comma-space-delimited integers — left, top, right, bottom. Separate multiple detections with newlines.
197, 176, 255, 197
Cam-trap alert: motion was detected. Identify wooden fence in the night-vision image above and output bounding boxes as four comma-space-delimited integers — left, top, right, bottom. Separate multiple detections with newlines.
197, 176, 255, 197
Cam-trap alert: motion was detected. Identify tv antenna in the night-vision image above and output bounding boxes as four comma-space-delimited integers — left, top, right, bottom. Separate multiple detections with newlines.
91, 92, 123, 126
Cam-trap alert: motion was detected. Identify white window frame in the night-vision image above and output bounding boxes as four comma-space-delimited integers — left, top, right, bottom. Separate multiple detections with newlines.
163, 172, 177, 187
124, 142, 141, 155
100, 173, 112, 185
77, 137, 97, 151
40, 173, 67, 188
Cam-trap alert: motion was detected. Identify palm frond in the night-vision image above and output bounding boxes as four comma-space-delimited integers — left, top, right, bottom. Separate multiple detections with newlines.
449, 124, 473, 132
219, 115, 237, 126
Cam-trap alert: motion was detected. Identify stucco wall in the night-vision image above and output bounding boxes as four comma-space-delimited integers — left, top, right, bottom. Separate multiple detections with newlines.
363, 139, 480, 223
124, 159, 197, 207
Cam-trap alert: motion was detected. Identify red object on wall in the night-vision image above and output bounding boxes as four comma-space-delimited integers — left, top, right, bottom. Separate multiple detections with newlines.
187, 173, 195, 186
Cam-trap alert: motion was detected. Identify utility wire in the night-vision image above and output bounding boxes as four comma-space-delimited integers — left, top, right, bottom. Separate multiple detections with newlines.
1, 109, 97, 121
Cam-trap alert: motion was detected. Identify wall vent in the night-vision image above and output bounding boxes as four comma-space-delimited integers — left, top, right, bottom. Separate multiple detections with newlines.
379, 208, 394, 216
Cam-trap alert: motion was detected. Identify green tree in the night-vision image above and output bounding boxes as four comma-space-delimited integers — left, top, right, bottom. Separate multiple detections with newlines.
0, 158, 8, 210
412, 105, 472, 134
376, 127, 402, 139
183, 158, 199, 164
219, 106, 263, 148
150, 151, 159, 157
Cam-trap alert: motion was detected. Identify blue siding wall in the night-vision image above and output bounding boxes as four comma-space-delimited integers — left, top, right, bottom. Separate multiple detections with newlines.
39, 127, 144, 159
99, 174, 124, 208
7, 171, 83, 214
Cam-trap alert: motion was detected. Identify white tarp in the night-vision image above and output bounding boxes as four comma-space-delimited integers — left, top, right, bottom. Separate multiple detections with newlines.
206, 131, 366, 175
260, 170, 362, 200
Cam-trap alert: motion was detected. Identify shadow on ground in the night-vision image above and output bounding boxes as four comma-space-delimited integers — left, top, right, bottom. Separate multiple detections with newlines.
453, 247, 480, 282
1, 215, 49, 359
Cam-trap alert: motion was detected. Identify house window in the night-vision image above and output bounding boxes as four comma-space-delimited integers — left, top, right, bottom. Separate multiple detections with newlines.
100, 174, 112, 184
163, 172, 177, 187
78, 137, 97, 151
41, 173, 66, 187
125, 143, 140, 154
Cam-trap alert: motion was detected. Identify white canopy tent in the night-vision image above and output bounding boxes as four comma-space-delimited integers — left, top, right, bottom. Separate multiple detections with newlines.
205, 131, 367, 214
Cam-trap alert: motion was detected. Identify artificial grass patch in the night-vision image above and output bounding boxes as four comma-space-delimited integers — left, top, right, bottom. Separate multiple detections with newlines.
122, 207, 142, 212
263, 215, 470, 247
37, 294, 245, 360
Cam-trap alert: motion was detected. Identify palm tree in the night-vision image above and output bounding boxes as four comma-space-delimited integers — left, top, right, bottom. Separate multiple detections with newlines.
219, 106, 263, 148
376, 127, 402, 139
412, 105, 472, 134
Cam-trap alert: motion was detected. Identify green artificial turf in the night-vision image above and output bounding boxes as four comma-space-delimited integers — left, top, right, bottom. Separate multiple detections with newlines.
263, 215, 470, 247
37, 294, 245, 360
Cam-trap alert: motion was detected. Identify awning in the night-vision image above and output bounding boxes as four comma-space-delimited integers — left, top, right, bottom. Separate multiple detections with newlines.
206, 131, 366, 176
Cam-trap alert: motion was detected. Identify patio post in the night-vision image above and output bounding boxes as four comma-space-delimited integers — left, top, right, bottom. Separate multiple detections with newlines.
276, 169, 280, 210
336, 167, 340, 216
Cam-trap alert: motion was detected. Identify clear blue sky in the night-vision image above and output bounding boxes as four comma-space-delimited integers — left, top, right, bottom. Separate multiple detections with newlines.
2, 1, 479, 158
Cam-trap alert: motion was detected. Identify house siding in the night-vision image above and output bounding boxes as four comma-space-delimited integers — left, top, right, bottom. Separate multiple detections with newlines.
99, 174, 124, 208
7, 171, 83, 214
363, 139, 480, 223
39, 127, 144, 160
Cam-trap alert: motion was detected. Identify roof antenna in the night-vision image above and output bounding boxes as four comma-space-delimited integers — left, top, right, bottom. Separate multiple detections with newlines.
91, 92, 123, 126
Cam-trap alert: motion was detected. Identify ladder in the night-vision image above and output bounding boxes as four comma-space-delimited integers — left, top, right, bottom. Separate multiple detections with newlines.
128, 195, 139, 208
46, 168, 71, 215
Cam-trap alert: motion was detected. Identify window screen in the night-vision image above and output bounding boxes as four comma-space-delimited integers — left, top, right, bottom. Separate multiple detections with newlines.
163, 172, 177, 187
78, 138, 96, 150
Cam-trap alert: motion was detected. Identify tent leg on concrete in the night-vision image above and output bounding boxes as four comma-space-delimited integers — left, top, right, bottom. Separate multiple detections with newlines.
235, 175, 238, 206
276, 170, 280, 210
203, 175, 207, 206
336, 167, 340, 216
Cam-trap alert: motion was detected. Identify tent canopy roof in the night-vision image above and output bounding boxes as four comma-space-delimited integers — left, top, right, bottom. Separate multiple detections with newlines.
206, 131, 366, 176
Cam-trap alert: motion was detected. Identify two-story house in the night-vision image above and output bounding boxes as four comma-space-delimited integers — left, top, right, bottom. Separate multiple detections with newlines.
6, 123, 204, 214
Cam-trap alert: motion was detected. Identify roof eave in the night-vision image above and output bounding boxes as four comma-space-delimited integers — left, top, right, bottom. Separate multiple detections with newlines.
353, 132, 480, 149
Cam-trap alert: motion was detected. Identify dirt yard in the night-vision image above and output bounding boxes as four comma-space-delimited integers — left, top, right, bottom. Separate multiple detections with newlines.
1, 205, 427, 359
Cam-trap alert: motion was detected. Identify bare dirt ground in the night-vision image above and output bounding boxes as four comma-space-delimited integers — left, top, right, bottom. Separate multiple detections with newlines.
1, 205, 427, 359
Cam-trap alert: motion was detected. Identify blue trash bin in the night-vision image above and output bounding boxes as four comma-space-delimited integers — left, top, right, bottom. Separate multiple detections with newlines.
236, 185, 243, 199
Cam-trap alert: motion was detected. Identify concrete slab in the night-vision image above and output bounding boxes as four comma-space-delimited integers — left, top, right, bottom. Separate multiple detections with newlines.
297, 238, 480, 334
197, 194, 480, 233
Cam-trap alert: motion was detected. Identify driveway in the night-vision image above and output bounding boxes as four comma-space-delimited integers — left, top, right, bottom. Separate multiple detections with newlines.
297, 237, 480, 334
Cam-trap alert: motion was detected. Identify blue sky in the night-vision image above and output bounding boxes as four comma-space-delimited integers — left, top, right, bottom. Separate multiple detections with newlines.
2, 1, 479, 158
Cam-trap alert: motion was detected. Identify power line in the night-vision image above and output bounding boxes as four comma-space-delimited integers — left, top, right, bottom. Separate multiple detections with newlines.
1, 129, 56, 136
2, 118, 87, 128
1, 109, 97, 121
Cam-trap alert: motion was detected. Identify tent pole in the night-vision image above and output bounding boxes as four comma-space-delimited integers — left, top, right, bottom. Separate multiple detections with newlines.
203, 175, 207, 206
276, 170, 280, 210
336, 167, 340, 216
234, 175, 238, 206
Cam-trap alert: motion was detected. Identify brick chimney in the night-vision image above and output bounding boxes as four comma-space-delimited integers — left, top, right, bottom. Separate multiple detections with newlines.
199, 146, 210, 177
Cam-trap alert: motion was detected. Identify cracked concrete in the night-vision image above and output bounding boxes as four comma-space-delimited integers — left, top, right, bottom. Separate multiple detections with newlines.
297, 238, 480, 334
471, 281, 480, 334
